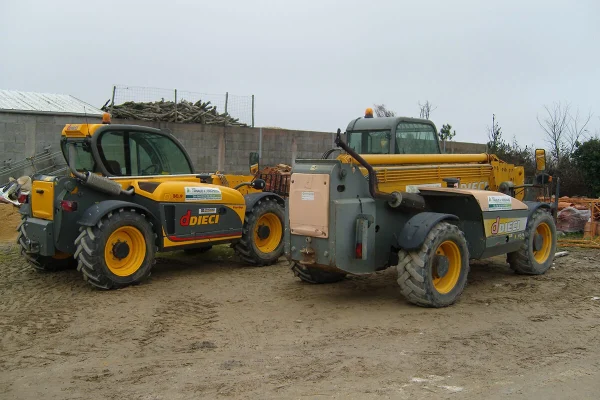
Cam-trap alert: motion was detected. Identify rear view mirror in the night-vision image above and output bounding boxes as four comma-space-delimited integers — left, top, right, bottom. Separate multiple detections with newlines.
535, 149, 546, 171
249, 152, 260, 174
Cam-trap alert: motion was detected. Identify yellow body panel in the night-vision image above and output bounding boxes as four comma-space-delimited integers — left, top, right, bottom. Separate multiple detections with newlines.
339, 154, 525, 200
31, 181, 55, 220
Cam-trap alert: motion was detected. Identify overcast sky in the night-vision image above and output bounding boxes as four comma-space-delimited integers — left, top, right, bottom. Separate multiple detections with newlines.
1, 0, 598, 147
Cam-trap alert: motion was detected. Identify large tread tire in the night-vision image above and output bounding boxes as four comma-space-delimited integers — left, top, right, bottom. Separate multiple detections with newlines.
291, 263, 346, 284
507, 209, 556, 275
74, 208, 156, 290
17, 217, 75, 272
396, 222, 470, 308
233, 197, 284, 266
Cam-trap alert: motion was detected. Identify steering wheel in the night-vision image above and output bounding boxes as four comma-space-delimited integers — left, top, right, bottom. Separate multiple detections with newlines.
141, 164, 161, 175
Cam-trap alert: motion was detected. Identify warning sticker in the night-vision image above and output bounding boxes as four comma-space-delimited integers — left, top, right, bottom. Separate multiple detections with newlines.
301, 191, 315, 201
488, 195, 512, 210
185, 187, 222, 201
405, 183, 442, 193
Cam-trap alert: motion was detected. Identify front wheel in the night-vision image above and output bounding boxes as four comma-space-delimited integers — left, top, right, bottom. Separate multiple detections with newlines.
234, 197, 284, 266
396, 222, 470, 307
507, 209, 556, 275
75, 209, 156, 289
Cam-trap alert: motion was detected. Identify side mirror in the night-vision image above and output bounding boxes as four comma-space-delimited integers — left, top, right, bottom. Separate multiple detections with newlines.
251, 179, 266, 190
249, 152, 260, 174
535, 149, 546, 172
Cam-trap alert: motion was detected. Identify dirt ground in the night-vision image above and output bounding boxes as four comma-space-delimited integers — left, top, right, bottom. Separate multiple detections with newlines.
1, 237, 600, 399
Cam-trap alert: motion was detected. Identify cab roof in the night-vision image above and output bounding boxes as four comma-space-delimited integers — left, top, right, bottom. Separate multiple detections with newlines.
346, 116, 437, 132
61, 123, 165, 138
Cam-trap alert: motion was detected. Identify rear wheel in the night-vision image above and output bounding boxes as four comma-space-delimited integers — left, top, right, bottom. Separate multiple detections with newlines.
291, 263, 346, 284
396, 222, 470, 307
234, 197, 284, 265
17, 217, 75, 271
507, 209, 556, 275
75, 209, 156, 289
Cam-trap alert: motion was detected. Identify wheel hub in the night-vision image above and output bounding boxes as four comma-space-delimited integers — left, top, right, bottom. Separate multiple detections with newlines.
257, 225, 271, 240
533, 233, 544, 251
112, 240, 130, 260
433, 255, 450, 278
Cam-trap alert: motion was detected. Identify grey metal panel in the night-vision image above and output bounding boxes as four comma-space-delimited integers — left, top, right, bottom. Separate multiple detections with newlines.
0, 90, 103, 116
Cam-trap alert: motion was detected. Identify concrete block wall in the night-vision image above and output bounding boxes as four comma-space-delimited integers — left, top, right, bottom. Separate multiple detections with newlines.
0, 111, 486, 177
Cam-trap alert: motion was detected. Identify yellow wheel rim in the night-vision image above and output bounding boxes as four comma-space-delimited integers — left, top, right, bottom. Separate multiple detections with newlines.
433, 240, 462, 294
104, 226, 146, 277
533, 222, 552, 263
254, 212, 283, 253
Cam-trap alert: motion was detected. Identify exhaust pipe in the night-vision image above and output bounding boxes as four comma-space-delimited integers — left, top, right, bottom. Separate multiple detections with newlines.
67, 143, 134, 196
334, 129, 425, 210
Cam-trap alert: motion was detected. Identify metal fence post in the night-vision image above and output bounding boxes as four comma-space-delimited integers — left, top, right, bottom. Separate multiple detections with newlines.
174, 89, 178, 123
110, 85, 116, 114
224, 92, 229, 115
259, 127, 263, 158
251, 95, 255, 127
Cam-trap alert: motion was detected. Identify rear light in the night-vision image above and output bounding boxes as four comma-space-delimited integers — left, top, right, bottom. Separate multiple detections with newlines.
355, 243, 363, 259
60, 200, 78, 212
18, 193, 28, 204
355, 216, 370, 260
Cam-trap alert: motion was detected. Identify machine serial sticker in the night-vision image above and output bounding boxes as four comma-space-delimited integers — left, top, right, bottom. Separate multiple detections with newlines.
487, 195, 512, 210
484, 217, 528, 237
405, 183, 442, 193
301, 191, 315, 201
199, 208, 217, 214
185, 187, 222, 201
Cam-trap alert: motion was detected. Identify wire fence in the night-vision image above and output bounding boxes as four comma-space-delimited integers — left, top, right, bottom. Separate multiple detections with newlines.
108, 85, 255, 126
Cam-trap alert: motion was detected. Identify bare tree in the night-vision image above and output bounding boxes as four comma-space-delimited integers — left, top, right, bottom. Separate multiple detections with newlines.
537, 101, 571, 166
566, 108, 593, 153
487, 114, 503, 152
373, 104, 396, 117
418, 101, 436, 119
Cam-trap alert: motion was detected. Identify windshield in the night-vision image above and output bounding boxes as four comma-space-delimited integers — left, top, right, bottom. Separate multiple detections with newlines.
347, 130, 392, 154
61, 141, 94, 173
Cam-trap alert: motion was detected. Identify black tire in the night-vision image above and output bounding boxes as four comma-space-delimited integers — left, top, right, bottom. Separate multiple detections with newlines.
17, 217, 75, 272
74, 208, 156, 290
233, 197, 284, 266
396, 222, 470, 308
507, 209, 556, 275
291, 263, 346, 284
183, 245, 213, 254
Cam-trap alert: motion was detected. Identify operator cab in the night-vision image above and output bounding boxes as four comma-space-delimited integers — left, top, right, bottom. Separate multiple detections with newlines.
60, 122, 194, 177
345, 110, 441, 155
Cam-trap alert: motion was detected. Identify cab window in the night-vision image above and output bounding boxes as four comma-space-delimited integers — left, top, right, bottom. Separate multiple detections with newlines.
395, 122, 440, 154
97, 130, 193, 176
348, 130, 392, 154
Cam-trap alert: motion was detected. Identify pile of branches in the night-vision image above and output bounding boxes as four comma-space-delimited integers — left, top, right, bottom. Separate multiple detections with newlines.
102, 100, 247, 126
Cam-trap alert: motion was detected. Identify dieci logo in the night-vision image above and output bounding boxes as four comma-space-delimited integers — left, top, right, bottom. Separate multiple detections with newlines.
490, 217, 526, 235
180, 210, 220, 226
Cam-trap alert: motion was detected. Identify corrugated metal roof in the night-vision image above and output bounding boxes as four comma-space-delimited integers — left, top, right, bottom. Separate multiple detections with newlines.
0, 89, 104, 116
